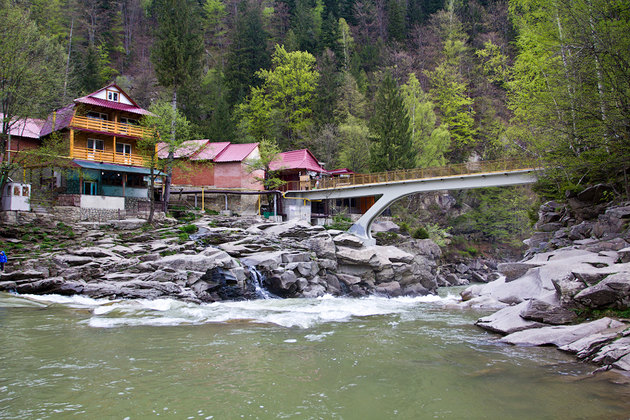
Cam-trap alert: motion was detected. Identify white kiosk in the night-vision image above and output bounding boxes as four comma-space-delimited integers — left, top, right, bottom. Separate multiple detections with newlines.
1, 182, 31, 211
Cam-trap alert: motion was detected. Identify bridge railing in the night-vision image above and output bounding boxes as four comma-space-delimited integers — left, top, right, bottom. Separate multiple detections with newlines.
283, 159, 538, 191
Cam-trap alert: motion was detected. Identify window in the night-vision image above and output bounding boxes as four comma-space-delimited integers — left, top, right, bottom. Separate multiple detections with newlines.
116, 143, 132, 163
87, 111, 108, 120
120, 117, 138, 125
87, 138, 104, 160
107, 90, 119, 102
83, 181, 98, 195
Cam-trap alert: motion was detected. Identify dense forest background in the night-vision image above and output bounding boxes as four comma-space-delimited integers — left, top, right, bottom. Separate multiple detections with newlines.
2, 0, 629, 255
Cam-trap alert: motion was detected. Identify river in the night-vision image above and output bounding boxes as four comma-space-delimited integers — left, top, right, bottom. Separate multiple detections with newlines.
1, 290, 629, 419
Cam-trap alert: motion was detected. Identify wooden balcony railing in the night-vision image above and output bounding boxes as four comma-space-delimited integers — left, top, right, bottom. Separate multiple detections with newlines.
70, 115, 150, 138
72, 146, 146, 166
282, 159, 541, 191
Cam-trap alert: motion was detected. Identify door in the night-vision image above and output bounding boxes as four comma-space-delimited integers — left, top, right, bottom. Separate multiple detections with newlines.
116, 143, 132, 164
87, 138, 104, 160
83, 181, 98, 195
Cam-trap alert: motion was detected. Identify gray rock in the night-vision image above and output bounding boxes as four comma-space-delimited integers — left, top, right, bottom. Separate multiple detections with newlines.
402, 283, 429, 296
592, 337, 630, 365
15, 277, 65, 294
303, 233, 336, 260
109, 218, 147, 230
376, 281, 402, 297
371, 220, 400, 233
53, 254, 94, 267
333, 233, 365, 248
559, 327, 627, 358
70, 247, 120, 258
574, 272, 630, 309
282, 252, 311, 263
552, 276, 588, 306
268, 271, 298, 295
500, 317, 625, 347
519, 299, 577, 325
476, 301, 545, 335
498, 262, 540, 282
337, 273, 362, 286
620, 247, 630, 263
0, 270, 46, 281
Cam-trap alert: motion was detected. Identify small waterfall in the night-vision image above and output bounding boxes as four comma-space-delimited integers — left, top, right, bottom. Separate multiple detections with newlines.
248, 266, 274, 299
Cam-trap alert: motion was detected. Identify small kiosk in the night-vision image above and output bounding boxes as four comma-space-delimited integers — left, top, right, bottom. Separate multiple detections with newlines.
1, 182, 31, 211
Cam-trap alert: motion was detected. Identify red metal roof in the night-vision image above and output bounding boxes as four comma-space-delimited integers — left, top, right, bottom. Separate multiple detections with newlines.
0, 114, 45, 139
214, 143, 259, 162
74, 83, 153, 116
193, 141, 230, 161
158, 141, 259, 163
269, 149, 327, 173
74, 97, 153, 116
157, 140, 209, 159
328, 168, 354, 175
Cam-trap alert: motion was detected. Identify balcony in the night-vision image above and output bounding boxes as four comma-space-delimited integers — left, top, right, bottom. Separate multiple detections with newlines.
72, 146, 146, 166
70, 115, 151, 138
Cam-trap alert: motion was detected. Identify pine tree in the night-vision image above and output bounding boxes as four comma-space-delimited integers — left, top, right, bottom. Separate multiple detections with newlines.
369, 72, 414, 172
150, 0, 203, 207
225, 0, 270, 106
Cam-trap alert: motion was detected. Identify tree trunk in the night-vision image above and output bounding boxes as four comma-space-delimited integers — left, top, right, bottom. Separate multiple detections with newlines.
162, 88, 177, 212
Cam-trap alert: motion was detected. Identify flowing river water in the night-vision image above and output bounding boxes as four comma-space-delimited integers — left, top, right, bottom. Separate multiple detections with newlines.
1, 290, 629, 419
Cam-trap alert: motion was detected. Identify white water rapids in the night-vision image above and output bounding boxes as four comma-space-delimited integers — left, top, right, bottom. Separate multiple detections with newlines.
18, 292, 459, 329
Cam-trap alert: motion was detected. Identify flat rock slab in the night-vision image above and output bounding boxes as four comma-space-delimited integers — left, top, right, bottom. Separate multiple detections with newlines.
476, 301, 545, 335
500, 317, 625, 347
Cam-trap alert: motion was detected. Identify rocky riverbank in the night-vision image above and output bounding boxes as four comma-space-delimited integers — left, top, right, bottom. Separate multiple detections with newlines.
462, 188, 630, 375
0, 216, 441, 302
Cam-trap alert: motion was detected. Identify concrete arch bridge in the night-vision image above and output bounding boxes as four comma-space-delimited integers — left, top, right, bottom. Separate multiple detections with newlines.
283, 160, 541, 245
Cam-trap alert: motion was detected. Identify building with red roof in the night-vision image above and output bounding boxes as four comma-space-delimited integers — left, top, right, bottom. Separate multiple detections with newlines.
160, 140, 264, 190
17, 84, 164, 215
269, 149, 327, 191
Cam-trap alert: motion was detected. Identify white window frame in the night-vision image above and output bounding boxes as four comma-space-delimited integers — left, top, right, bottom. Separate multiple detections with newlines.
87, 138, 105, 160
107, 90, 119, 102
87, 111, 108, 120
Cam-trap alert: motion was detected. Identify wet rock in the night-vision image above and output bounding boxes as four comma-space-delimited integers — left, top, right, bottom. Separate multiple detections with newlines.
0, 270, 46, 281
15, 277, 65, 294
592, 336, 630, 365
376, 281, 402, 297
476, 301, 545, 335
500, 317, 625, 347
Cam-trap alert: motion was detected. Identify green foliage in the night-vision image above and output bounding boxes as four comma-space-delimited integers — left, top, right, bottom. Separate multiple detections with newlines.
450, 187, 533, 243
245, 138, 286, 190
508, 0, 630, 198
401, 73, 450, 168
179, 224, 199, 234
205, 209, 220, 215
369, 72, 414, 172
325, 214, 353, 231
412, 226, 429, 239
374, 231, 400, 245
151, 0, 203, 94
238, 45, 319, 150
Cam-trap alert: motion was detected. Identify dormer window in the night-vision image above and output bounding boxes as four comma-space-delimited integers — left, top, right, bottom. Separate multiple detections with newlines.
107, 90, 119, 102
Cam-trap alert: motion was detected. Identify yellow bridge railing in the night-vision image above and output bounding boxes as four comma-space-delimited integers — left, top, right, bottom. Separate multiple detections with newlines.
284, 159, 540, 191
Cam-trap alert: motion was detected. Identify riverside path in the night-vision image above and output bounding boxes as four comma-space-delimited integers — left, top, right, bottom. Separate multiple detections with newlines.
283, 160, 541, 245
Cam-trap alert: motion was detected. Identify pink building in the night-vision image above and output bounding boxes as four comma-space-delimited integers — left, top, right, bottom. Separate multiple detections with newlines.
159, 140, 264, 190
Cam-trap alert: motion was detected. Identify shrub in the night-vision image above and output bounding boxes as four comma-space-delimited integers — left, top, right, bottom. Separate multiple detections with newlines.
179, 224, 199, 234
412, 226, 429, 239
325, 214, 353, 231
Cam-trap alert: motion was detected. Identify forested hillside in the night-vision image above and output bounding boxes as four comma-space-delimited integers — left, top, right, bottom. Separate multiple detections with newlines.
2, 0, 629, 197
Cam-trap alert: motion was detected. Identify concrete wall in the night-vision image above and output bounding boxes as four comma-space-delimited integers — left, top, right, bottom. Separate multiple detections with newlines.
80, 195, 125, 210
283, 197, 311, 221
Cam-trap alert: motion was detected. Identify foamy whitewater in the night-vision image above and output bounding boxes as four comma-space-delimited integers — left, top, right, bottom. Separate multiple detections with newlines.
16, 293, 461, 329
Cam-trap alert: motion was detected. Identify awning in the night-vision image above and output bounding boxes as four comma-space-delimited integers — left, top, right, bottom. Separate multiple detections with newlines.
72, 159, 166, 176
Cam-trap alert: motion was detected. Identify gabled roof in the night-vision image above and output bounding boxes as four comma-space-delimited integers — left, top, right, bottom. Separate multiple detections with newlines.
74, 83, 152, 116
214, 143, 259, 162
269, 149, 327, 173
158, 140, 259, 163
39, 104, 76, 137
158, 140, 210, 159
0, 114, 45, 139
328, 168, 354, 175
194, 141, 230, 161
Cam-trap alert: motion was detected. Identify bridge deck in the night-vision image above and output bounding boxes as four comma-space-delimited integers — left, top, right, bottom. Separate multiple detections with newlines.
283, 159, 538, 192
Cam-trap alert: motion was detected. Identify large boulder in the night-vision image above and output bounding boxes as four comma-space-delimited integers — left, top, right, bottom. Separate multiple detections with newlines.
500, 317, 625, 347
519, 298, 577, 325
476, 301, 545, 334
574, 272, 630, 309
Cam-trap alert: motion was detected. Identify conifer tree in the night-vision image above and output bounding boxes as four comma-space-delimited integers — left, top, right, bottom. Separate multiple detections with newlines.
150, 0, 203, 206
369, 72, 414, 172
